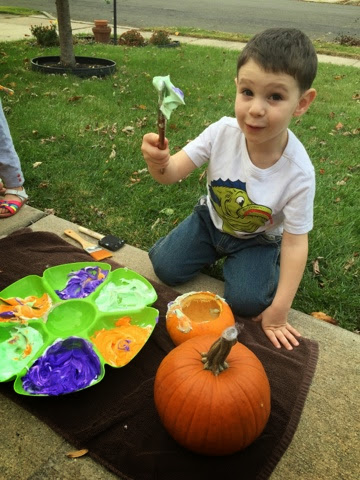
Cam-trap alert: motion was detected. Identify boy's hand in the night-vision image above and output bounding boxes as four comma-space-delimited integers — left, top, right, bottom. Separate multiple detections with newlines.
253, 305, 301, 350
141, 133, 170, 171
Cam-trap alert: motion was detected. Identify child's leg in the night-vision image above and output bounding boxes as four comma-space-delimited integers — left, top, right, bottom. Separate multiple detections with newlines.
149, 203, 219, 286
0, 100, 26, 216
0, 100, 24, 188
223, 234, 281, 317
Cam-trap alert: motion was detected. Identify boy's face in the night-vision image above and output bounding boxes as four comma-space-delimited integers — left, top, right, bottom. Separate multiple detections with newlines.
235, 59, 312, 161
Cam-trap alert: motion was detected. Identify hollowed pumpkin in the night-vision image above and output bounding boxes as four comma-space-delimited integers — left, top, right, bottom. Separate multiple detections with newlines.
154, 326, 271, 456
166, 291, 235, 346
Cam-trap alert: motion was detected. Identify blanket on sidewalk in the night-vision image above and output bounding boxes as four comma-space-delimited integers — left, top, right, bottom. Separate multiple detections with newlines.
0, 229, 319, 480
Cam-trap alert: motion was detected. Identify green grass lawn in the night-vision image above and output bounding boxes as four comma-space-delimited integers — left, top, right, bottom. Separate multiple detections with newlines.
0, 38, 359, 332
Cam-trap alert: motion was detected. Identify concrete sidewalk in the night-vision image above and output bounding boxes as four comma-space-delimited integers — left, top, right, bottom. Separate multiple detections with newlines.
0, 12, 359, 68
0, 12, 359, 480
1, 211, 359, 480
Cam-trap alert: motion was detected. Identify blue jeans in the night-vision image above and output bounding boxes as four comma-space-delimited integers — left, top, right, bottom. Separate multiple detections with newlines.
149, 201, 281, 317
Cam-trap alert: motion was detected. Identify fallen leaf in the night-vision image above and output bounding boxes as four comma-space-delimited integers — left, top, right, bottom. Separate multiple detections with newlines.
319, 168, 325, 175
40, 136, 57, 144
136, 116, 148, 128
311, 312, 337, 325
109, 145, 116, 159
344, 257, 356, 271
133, 168, 147, 175
32, 162, 42, 168
151, 218, 160, 230
68, 96, 82, 102
66, 448, 89, 458
199, 170, 206, 182
122, 126, 134, 135
312, 257, 322, 275
44, 208, 55, 215
336, 178, 348, 186
335, 122, 343, 130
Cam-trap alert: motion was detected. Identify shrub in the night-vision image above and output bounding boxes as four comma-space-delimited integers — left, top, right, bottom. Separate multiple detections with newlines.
118, 29, 146, 47
149, 30, 172, 46
334, 34, 360, 47
30, 22, 59, 47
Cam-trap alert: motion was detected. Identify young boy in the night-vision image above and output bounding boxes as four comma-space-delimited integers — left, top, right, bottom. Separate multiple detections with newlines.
141, 28, 317, 350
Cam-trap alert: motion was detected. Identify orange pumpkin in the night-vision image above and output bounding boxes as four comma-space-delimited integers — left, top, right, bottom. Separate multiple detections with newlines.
154, 326, 271, 456
166, 291, 235, 346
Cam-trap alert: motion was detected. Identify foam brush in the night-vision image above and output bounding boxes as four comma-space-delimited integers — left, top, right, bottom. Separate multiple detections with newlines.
152, 75, 185, 150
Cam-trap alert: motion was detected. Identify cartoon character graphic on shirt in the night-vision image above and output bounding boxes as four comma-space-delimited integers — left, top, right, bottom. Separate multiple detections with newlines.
209, 179, 273, 235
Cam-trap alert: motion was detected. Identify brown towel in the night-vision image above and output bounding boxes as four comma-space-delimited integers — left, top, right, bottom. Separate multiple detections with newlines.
0, 229, 318, 480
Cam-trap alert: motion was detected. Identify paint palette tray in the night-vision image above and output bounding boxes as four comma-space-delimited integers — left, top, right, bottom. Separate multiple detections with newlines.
0, 262, 158, 396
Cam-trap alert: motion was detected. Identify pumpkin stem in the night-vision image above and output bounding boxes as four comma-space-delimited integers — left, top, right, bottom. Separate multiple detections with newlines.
201, 324, 243, 376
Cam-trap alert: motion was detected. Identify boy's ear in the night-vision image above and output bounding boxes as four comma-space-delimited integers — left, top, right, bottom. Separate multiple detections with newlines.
293, 88, 317, 117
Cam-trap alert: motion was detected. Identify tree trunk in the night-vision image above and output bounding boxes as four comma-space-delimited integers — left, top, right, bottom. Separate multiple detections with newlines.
55, 0, 76, 67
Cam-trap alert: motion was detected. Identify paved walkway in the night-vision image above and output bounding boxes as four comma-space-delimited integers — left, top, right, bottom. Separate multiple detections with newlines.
0, 12, 359, 68
0, 12, 359, 480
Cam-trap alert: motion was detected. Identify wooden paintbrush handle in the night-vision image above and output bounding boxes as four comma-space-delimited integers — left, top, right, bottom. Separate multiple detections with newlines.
158, 110, 166, 150
78, 226, 104, 240
64, 229, 94, 249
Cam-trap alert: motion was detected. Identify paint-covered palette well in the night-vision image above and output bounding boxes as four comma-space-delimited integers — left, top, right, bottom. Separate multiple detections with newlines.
89, 308, 159, 367
0, 263, 159, 396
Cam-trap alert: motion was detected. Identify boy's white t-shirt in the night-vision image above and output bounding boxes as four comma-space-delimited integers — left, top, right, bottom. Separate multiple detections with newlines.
183, 117, 315, 238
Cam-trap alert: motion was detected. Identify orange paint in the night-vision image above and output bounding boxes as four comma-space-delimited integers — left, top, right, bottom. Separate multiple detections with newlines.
91, 316, 152, 367
0, 293, 52, 322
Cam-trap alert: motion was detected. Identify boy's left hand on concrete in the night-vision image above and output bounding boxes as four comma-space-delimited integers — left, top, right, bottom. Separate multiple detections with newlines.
253, 305, 301, 350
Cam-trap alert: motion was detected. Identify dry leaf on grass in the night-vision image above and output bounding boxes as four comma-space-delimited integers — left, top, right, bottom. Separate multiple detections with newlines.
336, 178, 348, 186
68, 95, 82, 102
122, 126, 135, 135
311, 312, 337, 325
109, 144, 116, 160
312, 257, 323, 275
66, 448, 89, 458
344, 255, 357, 271
44, 208, 55, 215
335, 122, 344, 130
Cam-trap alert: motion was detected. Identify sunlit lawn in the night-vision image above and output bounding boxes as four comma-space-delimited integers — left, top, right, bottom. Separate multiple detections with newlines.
0, 38, 359, 332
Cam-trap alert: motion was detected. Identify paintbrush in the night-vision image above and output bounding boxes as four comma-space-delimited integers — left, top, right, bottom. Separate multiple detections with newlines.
78, 226, 125, 251
152, 76, 185, 173
64, 229, 112, 260
157, 80, 167, 150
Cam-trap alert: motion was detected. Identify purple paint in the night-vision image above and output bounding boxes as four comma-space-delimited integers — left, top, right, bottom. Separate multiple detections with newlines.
55, 266, 108, 300
172, 86, 184, 99
0, 310, 15, 319
22, 336, 101, 395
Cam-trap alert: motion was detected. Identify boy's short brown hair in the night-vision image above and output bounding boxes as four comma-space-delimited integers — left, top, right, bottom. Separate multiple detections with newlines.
237, 28, 318, 92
